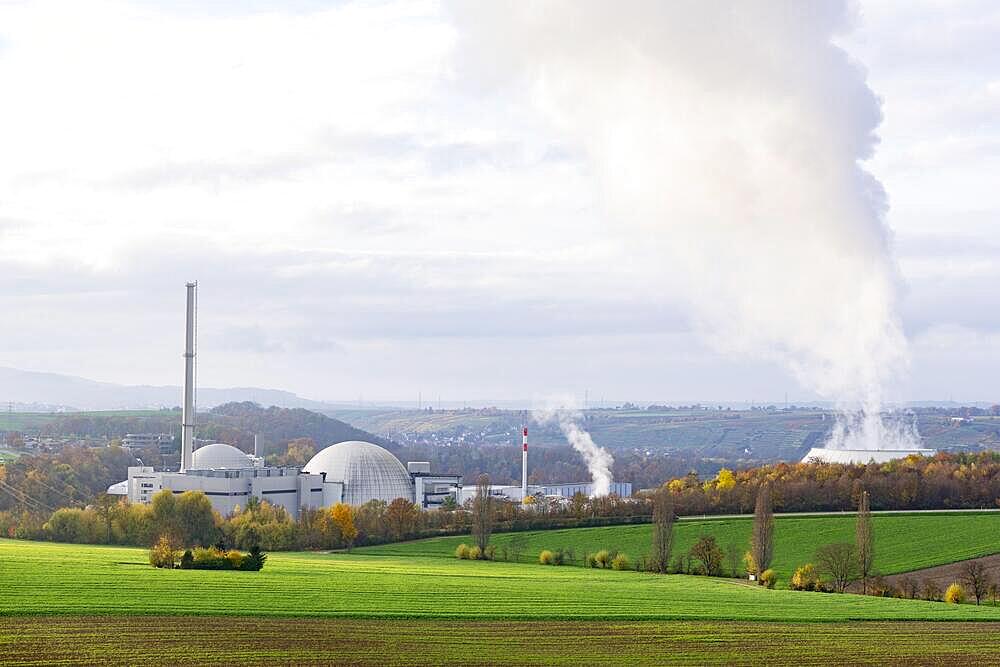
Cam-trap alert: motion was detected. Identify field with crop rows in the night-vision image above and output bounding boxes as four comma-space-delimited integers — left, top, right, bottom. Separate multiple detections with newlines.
3, 538, 1000, 622
3, 616, 1000, 666
357, 512, 1000, 582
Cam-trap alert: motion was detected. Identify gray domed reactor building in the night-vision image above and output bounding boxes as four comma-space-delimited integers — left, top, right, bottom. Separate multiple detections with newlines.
118, 284, 462, 517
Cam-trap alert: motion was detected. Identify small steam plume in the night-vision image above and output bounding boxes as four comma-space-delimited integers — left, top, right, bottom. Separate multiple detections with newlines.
451, 2, 919, 451
534, 404, 614, 496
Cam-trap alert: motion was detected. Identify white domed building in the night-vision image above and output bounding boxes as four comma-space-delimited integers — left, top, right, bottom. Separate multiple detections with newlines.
304, 441, 414, 505
191, 443, 255, 470
304, 441, 463, 509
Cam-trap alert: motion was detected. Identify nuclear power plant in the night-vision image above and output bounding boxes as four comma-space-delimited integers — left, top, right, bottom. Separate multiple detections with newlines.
113, 282, 627, 517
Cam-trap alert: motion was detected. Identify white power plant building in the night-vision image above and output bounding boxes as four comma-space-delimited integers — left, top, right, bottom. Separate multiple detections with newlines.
113, 282, 629, 516
115, 283, 461, 516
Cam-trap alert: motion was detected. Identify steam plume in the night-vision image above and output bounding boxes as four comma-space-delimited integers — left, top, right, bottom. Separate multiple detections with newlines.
534, 405, 613, 496
451, 2, 917, 450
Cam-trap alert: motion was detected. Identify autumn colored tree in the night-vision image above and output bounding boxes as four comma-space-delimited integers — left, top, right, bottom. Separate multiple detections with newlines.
329, 503, 357, 550
385, 498, 418, 541
689, 535, 724, 576
274, 438, 317, 466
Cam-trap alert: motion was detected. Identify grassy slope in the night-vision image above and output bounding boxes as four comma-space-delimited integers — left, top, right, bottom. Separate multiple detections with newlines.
3, 539, 1000, 622
3, 616, 1000, 666
355, 513, 1000, 582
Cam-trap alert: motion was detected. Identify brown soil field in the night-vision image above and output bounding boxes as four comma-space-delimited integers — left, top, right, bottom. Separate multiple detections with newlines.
853, 553, 1000, 600
3, 616, 1000, 666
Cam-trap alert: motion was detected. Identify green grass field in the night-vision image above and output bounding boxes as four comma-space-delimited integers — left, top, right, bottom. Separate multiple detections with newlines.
3, 538, 1000, 622
356, 513, 1000, 583
4, 532, 1000, 665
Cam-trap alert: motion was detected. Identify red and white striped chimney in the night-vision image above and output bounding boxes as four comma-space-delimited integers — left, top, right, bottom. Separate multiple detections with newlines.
521, 426, 528, 500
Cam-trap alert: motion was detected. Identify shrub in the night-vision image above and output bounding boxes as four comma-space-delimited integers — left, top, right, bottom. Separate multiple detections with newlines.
241, 544, 266, 571
743, 551, 758, 577
759, 569, 777, 589
611, 553, 631, 571
945, 583, 966, 605
790, 564, 818, 591
192, 546, 229, 569
671, 554, 686, 574
468, 545, 482, 560
594, 549, 611, 569
455, 544, 470, 560
539, 549, 555, 565
179, 549, 194, 570
226, 549, 245, 570
585, 553, 598, 568
149, 535, 178, 569
552, 549, 565, 566
483, 545, 496, 561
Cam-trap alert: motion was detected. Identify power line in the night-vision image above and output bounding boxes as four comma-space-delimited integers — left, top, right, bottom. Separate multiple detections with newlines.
0, 479, 54, 513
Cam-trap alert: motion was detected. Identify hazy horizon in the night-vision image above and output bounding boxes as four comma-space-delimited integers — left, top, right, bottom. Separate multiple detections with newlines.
1, 1, 997, 407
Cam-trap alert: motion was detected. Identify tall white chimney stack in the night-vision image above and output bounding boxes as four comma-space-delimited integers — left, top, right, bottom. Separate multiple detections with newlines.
180, 282, 197, 473
521, 426, 528, 501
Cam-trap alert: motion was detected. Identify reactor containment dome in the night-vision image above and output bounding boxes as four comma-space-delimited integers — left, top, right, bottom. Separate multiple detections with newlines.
303, 440, 415, 505
191, 443, 253, 470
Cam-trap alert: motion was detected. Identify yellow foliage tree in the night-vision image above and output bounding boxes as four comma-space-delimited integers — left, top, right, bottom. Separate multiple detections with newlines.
715, 468, 736, 492
667, 479, 685, 494
945, 582, 966, 604
329, 503, 358, 550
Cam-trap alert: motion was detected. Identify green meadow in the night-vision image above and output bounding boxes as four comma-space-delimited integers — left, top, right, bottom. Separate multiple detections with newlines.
2, 537, 1000, 622
357, 512, 1000, 582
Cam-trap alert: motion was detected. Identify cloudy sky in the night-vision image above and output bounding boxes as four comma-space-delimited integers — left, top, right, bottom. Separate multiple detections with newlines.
0, 0, 996, 405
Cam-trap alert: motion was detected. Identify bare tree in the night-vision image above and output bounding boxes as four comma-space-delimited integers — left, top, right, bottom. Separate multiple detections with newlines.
815, 542, 860, 593
899, 576, 919, 600
856, 490, 874, 594
650, 489, 674, 573
962, 560, 990, 605
471, 474, 494, 555
751, 484, 774, 579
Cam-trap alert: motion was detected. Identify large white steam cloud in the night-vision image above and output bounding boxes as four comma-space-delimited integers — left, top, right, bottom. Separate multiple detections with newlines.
534, 404, 614, 496
451, 1, 918, 450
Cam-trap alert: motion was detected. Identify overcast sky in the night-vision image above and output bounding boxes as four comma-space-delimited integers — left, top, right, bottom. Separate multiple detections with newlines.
0, 0, 997, 405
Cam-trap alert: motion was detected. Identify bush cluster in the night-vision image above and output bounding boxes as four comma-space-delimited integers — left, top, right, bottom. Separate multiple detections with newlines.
454, 543, 495, 561
149, 537, 265, 571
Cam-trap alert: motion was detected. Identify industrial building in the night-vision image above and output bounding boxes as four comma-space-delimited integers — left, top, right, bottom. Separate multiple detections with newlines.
458, 481, 633, 505
122, 439, 462, 515
110, 283, 462, 516
110, 282, 630, 516
801, 447, 936, 465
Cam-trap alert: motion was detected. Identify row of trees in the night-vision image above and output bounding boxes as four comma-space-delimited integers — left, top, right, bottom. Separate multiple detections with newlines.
668, 452, 1000, 515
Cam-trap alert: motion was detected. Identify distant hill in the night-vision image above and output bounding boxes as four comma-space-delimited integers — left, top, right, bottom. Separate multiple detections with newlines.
31, 402, 394, 458
0, 366, 346, 412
